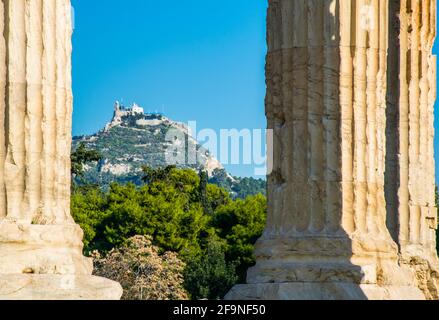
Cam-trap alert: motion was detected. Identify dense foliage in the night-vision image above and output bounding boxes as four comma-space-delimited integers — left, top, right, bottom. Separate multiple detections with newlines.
212, 194, 267, 280
71, 165, 267, 299
209, 168, 266, 199
184, 239, 238, 300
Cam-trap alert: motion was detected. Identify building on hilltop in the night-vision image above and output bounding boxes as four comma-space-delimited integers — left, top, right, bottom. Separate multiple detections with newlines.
106, 101, 168, 132
114, 101, 168, 119
131, 103, 144, 114
114, 101, 145, 116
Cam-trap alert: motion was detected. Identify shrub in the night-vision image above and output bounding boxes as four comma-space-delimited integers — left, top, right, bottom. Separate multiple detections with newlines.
92, 235, 189, 300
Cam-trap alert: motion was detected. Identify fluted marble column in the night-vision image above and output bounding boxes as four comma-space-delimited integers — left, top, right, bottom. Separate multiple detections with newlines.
0, 0, 121, 299
227, 0, 424, 300
386, 0, 439, 299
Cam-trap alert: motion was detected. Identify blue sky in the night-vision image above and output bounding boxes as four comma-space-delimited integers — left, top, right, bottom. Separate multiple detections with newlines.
71, 0, 439, 180
71, 0, 268, 177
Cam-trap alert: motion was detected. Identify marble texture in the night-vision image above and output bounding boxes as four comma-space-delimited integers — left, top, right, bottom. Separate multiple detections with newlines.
0, 0, 121, 300
227, 0, 438, 300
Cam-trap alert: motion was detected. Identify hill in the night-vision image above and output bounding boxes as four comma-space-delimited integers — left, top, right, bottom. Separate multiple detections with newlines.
72, 102, 266, 198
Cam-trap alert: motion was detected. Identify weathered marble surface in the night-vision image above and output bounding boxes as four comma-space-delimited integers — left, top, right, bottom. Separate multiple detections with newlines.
0, 0, 437, 301
0, 0, 121, 300
386, 0, 439, 300
227, 283, 425, 301
227, 0, 438, 300
0, 274, 122, 300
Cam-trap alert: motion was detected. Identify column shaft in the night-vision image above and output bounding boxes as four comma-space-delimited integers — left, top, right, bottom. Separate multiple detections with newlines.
0, 0, 122, 299
265, 0, 344, 238
0, 0, 5, 219
0, 0, 72, 224
227, 0, 425, 300
393, 0, 438, 257
264, 0, 393, 247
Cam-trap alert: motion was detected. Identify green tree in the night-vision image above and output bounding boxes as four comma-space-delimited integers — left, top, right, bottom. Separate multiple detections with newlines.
71, 185, 107, 251
199, 170, 213, 215
212, 194, 267, 281
141, 165, 176, 184
98, 170, 213, 259
206, 184, 230, 212
71, 142, 102, 178
70, 166, 269, 299
232, 177, 267, 199
208, 168, 266, 199
184, 239, 238, 300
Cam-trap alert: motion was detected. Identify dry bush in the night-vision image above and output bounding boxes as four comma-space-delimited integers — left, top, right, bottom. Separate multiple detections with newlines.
92, 235, 189, 300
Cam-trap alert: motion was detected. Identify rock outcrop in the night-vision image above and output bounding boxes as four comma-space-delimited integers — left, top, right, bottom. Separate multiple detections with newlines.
73, 102, 224, 185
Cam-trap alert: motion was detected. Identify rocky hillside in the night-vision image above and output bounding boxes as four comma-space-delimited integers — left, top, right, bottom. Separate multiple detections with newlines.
73, 103, 266, 198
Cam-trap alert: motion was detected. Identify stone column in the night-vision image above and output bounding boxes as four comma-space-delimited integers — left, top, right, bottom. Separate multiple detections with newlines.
227, 0, 424, 300
386, 0, 439, 299
0, 0, 121, 299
